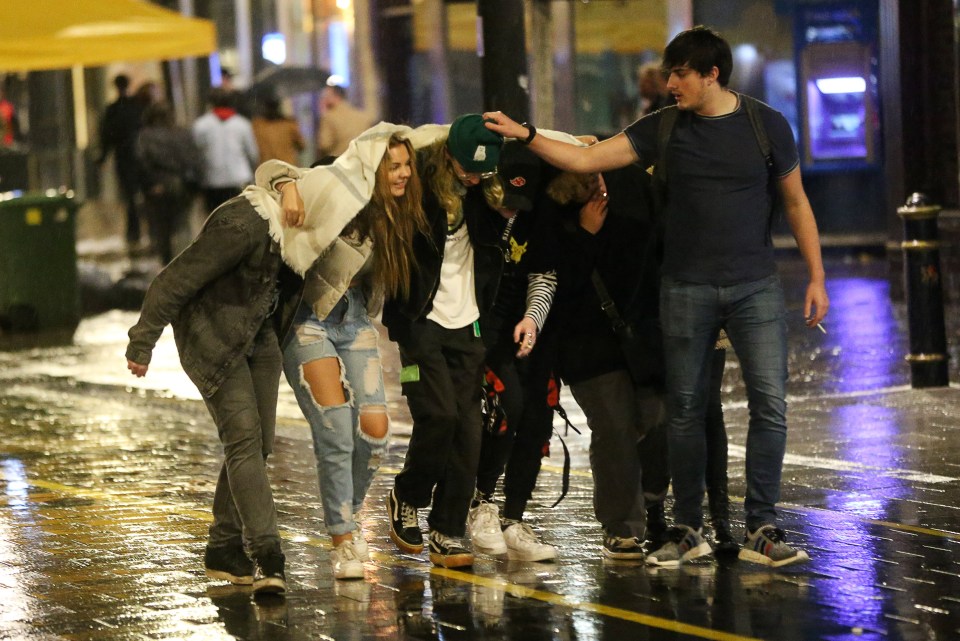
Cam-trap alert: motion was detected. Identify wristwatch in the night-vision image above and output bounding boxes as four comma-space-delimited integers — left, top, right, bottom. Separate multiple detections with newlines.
519, 122, 537, 145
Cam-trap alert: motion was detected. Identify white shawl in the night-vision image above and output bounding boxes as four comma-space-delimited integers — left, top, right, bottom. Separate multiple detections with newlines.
242, 120, 582, 275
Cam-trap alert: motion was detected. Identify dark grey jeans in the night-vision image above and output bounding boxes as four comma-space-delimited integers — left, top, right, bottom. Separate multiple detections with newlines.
570, 369, 669, 540
203, 321, 283, 561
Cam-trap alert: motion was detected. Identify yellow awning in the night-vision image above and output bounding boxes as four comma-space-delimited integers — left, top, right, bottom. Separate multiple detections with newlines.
0, 0, 216, 71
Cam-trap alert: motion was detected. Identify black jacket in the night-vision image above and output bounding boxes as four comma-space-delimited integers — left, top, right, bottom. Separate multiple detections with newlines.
552, 165, 662, 385
382, 171, 506, 344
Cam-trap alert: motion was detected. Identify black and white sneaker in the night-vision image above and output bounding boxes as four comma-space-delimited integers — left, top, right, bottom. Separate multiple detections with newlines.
602, 535, 646, 561
428, 530, 474, 568
387, 488, 423, 553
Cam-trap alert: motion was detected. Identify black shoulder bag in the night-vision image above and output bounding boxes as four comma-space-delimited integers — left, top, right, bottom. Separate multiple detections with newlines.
590, 267, 665, 388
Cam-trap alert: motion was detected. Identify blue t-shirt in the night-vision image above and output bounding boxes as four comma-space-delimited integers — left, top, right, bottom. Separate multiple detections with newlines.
624, 95, 799, 286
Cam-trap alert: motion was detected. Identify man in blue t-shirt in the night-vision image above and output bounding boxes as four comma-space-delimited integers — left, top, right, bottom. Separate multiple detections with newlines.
482, 25, 828, 568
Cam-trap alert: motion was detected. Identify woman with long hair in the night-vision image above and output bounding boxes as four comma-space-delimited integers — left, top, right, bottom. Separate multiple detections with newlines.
274, 116, 511, 570
263, 131, 429, 581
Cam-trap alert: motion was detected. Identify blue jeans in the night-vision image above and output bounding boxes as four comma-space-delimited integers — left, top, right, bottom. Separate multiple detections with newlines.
660, 274, 788, 531
283, 289, 388, 537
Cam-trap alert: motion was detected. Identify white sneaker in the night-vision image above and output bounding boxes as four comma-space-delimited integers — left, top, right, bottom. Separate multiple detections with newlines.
352, 523, 370, 561
502, 522, 557, 562
467, 501, 507, 554
331, 539, 365, 580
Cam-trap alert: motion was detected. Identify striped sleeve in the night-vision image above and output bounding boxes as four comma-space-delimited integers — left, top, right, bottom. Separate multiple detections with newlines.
524, 270, 558, 331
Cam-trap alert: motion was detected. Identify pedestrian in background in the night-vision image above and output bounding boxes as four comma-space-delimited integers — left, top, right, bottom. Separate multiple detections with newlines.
317, 84, 373, 158
483, 24, 828, 569
0, 79, 22, 147
252, 95, 306, 166
136, 101, 201, 264
192, 87, 259, 214
97, 73, 144, 251
126, 190, 300, 596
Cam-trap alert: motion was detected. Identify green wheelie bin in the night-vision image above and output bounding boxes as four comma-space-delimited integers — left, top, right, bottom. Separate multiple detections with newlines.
0, 191, 81, 335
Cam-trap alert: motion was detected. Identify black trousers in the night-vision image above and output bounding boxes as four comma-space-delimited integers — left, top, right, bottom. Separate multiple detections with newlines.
394, 319, 486, 537
476, 329, 558, 522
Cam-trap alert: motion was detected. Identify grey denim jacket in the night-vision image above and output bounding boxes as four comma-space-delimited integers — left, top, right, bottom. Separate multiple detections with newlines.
126, 197, 282, 397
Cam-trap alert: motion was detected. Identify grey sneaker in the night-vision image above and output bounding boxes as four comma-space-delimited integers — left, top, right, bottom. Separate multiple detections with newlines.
738, 525, 810, 567
645, 525, 713, 568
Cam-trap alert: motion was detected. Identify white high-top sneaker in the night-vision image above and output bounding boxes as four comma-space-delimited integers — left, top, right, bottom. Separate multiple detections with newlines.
467, 501, 507, 554
502, 522, 557, 562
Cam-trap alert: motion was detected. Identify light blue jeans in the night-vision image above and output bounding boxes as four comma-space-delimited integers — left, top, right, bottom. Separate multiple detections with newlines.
283, 289, 388, 536
660, 274, 788, 531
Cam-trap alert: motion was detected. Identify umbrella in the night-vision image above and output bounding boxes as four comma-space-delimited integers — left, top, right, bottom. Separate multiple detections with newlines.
246, 66, 331, 99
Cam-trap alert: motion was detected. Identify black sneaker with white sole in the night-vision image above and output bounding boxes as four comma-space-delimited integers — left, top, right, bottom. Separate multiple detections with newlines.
204, 543, 253, 585
387, 488, 424, 553
428, 530, 474, 568
252, 552, 287, 596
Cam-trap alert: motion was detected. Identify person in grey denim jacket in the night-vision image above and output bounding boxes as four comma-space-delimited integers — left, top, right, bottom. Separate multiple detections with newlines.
126, 195, 299, 596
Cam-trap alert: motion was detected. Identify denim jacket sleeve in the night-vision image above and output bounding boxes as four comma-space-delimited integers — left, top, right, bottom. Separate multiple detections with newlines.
125, 213, 257, 366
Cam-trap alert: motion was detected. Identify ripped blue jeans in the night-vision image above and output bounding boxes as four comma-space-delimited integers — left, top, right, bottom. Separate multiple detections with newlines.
283, 289, 389, 536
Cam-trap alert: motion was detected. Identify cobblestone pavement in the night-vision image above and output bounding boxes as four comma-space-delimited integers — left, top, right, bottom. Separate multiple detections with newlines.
1, 255, 959, 641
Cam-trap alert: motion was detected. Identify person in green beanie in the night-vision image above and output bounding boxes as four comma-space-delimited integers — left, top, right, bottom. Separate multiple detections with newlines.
382, 114, 509, 568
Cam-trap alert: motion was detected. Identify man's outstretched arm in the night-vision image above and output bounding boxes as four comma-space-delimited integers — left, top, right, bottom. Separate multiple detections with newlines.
482, 111, 639, 174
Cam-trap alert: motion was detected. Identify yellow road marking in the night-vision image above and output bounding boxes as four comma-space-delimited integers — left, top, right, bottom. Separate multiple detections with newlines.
15, 476, 760, 641
11, 466, 960, 639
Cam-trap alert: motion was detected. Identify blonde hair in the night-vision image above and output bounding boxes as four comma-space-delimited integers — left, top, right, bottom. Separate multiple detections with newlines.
344, 135, 429, 301
546, 171, 598, 206
420, 139, 503, 226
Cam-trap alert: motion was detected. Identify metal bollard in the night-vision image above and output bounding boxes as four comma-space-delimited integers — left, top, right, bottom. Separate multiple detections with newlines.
897, 192, 949, 387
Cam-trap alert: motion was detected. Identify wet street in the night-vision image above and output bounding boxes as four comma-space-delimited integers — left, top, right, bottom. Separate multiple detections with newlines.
1, 254, 959, 641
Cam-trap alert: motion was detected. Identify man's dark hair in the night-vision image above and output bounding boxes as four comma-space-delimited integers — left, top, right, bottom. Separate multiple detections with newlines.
662, 26, 733, 87
208, 87, 234, 109
113, 74, 131, 93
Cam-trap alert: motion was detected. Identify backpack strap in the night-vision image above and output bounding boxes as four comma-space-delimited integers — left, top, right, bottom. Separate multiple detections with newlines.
739, 93, 779, 242
651, 106, 679, 203
740, 94, 773, 173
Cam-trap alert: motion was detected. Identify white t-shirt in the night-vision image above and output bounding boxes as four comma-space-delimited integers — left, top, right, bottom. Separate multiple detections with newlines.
427, 220, 479, 329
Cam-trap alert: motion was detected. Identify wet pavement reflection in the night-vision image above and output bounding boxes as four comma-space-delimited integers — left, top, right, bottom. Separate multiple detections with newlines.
1, 255, 959, 640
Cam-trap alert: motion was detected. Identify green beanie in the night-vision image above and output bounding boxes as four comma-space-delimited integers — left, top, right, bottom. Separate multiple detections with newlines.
446, 113, 504, 173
